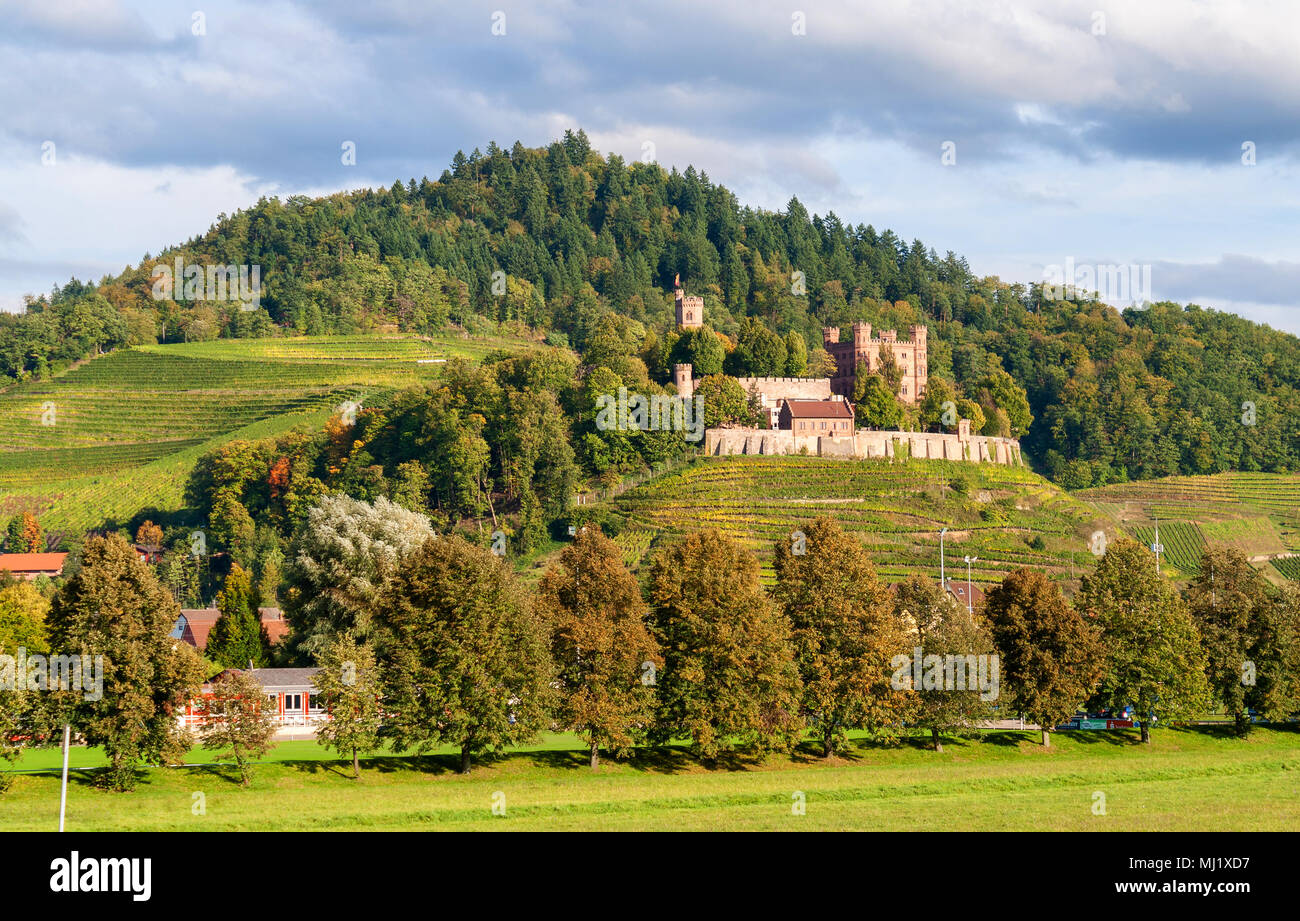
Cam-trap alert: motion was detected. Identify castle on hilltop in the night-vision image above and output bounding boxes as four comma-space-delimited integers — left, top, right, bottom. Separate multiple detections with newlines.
674, 274, 704, 330
823, 323, 928, 404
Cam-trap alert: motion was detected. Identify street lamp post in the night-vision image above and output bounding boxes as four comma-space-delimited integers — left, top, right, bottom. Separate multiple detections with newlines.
940, 527, 947, 588
58, 723, 70, 832
963, 555, 977, 614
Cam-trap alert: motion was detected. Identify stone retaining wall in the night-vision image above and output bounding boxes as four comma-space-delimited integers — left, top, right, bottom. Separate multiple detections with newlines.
702, 427, 1022, 465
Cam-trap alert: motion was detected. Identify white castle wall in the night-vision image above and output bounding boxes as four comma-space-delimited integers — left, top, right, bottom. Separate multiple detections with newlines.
702, 426, 1022, 466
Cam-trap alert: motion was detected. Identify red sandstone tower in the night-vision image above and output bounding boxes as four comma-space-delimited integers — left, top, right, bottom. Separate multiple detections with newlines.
821, 322, 928, 404
674, 273, 704, 330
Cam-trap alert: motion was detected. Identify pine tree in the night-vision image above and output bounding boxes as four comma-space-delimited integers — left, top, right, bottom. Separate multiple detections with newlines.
536, 527, 661, 769
648, 529, 802, 761
773, 518, 912, 756
984, 567, 1102, 746
207, 564, 267, 669
47, 534, 206, 791
376, 534, 553, 773
6, 516, 27, 553
1077, 539, 1211, 743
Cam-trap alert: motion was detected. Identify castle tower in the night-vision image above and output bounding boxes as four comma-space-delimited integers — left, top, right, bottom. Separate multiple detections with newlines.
674, 273, 704, 330
907, 324, 928, 400
824, 321, 930, 405
674, 362, 695, 398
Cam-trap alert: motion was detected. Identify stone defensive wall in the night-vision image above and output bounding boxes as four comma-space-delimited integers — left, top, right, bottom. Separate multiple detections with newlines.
702, 427, 1023, 465
734, 376, 834, 400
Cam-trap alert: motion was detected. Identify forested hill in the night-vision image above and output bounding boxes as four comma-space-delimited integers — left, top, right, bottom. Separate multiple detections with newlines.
5, 128, 1300, 487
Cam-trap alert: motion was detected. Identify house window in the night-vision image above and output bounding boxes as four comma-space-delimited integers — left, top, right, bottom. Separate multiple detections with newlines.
309, 693, 325, 713
284, 693, 302, 714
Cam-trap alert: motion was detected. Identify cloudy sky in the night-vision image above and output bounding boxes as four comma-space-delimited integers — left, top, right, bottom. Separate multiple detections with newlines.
2, 0, 1298, 330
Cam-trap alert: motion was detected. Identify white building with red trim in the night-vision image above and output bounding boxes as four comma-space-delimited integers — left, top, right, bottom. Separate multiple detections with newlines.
180, 667, 328, 731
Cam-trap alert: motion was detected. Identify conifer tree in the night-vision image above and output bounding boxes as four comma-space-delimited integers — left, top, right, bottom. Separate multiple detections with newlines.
207, 564, 267, 669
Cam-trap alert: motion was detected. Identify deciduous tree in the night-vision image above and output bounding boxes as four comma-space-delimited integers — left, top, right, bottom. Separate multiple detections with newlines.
282, 495, 434, 658
773, 518, 911, 756
1188, 549, 1273, 736
537, 527, 660, 768
984, 567, 1102, 746
1077, 539, 1210, 742
376, 535, 553, 773
893, 576, 997, 751
197, 670, 277, 786
47, 534, 206, 791
313, 633, 383, 778
648, 530, 802, 760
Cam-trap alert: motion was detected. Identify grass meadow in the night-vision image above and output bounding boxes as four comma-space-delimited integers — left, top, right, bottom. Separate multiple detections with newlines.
3, 726, 1296, 831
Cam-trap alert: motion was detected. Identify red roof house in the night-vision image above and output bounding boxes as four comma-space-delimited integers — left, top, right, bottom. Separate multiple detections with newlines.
778, 399, 855, 436
171, 607, 291, 652
0, 552, 68, 580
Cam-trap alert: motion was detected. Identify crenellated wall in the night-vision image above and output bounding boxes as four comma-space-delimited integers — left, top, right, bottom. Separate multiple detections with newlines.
703, 426, 1022, 465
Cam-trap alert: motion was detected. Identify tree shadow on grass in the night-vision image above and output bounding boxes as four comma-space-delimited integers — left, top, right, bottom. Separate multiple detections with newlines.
286, 753, 459, 777
508, 745, 754, 775
187, 763, 250, 786
290, 744, 763, 778
956, 730, 1031, 747
790, 740, 865, 764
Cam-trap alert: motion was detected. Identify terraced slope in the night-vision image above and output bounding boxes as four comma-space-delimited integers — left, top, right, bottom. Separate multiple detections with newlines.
0, 332, 537, 533
613, 456, 1107, 589
1078, 472, 1300, 581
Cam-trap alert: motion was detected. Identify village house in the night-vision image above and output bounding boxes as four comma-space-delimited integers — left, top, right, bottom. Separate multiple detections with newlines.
170, 607, 291, 651
944, 578, 985, 612
180, 667, 326, 731
134, 543, 163, 565
0, 552, 67, 580
778, 398, 855, 437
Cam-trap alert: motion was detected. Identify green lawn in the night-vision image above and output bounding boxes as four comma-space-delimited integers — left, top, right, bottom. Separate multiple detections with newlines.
3, 726, 1296, 831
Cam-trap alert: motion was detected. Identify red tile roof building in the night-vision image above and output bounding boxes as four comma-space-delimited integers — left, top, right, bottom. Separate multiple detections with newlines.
0, 552, 67, 580
778, 398, 855, 437
171, 607, 290, 652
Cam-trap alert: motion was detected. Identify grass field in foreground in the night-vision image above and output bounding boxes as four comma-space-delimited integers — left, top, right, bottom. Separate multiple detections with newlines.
3, 727, 1297, 831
